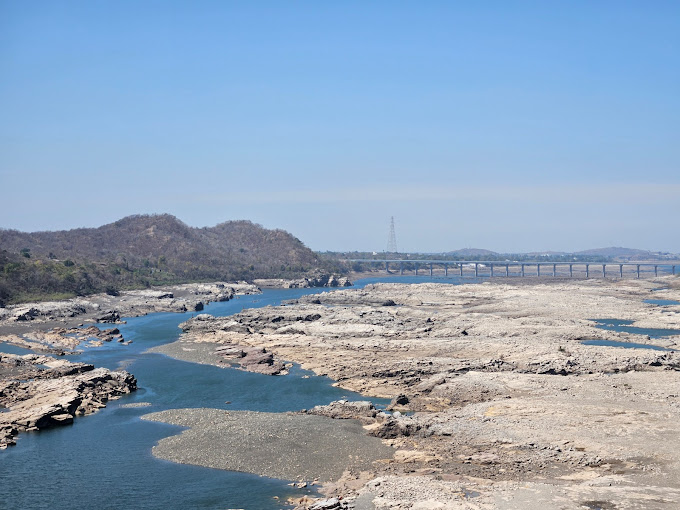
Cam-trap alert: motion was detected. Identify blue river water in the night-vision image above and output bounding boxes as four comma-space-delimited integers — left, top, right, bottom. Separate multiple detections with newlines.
643, 299, 680, 306
590, 318, 680, 339
581, 339, 672, 351
0, 276, 466, 510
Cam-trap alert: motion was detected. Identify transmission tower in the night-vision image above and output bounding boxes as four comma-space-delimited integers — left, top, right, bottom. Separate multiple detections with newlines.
387, 216, 398, 253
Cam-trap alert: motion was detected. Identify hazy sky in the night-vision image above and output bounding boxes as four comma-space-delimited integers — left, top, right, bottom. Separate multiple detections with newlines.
1, 1, 679, 253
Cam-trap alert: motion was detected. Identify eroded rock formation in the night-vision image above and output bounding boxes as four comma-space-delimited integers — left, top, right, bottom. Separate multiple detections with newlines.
0, 353, 136, 448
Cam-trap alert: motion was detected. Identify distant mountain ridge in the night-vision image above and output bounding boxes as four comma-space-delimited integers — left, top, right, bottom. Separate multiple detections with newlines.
444, 248, 498, 257
0, 214, 339, 304
573, 247, 676, 261
331, 246, 678, 263
443, 246, 677, 261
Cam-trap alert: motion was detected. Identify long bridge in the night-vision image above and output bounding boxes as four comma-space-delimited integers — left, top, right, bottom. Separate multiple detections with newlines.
348, 259, 679, 279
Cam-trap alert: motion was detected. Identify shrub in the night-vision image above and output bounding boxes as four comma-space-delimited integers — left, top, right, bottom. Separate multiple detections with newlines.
105, 286, 120, 296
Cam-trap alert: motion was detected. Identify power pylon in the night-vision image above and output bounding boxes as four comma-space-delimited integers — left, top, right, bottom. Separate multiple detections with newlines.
387, 216, 398, 253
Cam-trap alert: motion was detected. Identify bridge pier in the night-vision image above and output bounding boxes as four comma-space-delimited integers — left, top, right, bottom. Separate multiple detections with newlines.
586, 264, 590, 278
553, 264, 556, 277
385, 261, 389, 273
602, 264, 606, 278
490, 264, 494, 277
400, 262, 404, 275
619, 264, 623, 278
537, 264, 541, 277
569, 264, 573, 277
415, 262, 418, 276
444, 264, 448, 276
430, 263, 433, 277
505, 264, 509, 277
474, 263, 479, 278
674, 265, 676, 275
654, 265, 658, 277
459, 264, 463, 277
521, 264, 525, 277
637, 265, 640, 278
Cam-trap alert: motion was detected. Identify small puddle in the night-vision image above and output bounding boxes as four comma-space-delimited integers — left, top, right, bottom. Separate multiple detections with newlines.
644, 299, 680, 306
591, 319, 680, 339
464, 488, 481, 498
582, 339, 672, 351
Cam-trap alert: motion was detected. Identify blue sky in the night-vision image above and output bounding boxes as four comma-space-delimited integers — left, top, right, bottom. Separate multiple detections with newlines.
1, 1, 679, 253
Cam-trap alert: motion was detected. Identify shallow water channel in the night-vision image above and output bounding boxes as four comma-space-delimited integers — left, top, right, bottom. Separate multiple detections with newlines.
590, 318, 680, 339
581, 339, 672, 351
0, 275, 464, 510
585, 313, 680, 352
644, 299, 680, 306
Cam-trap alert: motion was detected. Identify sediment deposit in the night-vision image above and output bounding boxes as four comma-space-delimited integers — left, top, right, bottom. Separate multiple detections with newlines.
142, 408, 394, 482
166, 276, 680, 509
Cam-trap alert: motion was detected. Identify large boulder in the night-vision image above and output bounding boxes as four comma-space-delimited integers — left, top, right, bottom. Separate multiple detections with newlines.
96, 311, 121, 323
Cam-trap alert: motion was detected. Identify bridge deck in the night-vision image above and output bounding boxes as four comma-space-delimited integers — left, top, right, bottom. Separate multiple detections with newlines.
347, 260, 679, 278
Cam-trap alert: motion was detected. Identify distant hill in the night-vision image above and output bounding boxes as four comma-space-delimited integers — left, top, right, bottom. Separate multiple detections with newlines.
444, 248, 498, 257
324, 246, 678, 265
524, 251, 569, 257
0, 214, 341, 305
574, 247, 677, 261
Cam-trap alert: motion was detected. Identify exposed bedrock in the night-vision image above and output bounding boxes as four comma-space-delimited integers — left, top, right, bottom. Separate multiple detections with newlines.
0, 353, 136, 448
168, 277, 680, 509
254, 272, 352, 289
0, 282, 259, 328
0, 282, 260, 353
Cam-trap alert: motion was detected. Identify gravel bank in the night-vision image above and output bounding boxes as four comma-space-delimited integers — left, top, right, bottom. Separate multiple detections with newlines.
142, 408, 395, 482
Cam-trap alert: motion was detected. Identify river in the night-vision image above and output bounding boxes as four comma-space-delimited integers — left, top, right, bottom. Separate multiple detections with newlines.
0, 275, 465, 510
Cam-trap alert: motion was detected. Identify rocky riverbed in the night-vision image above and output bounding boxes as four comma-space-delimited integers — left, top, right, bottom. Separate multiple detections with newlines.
0, 276, 351, 454
160, 276, 680, 509
0, 281, 261, 449
148, 330, 290, 375
0, 353, 136, 448
0, 282, 260, 352
254, 273, 352, 289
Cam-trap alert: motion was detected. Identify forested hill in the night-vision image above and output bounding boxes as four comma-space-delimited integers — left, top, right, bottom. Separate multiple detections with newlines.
0, 214, 341, 305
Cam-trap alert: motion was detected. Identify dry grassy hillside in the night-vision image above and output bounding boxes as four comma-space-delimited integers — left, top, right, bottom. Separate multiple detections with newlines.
0, 214, 342, 305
